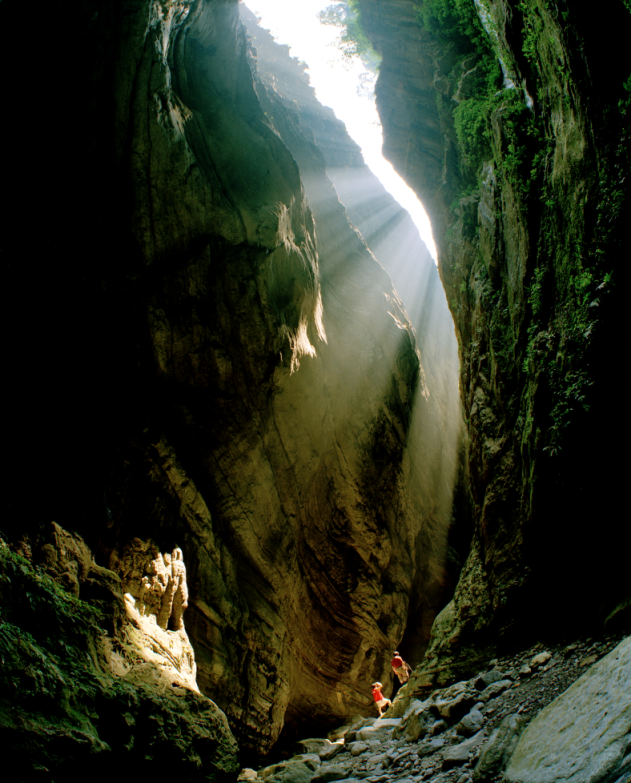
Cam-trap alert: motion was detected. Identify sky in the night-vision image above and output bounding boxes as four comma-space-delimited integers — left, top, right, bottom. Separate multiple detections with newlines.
241, 0, 438, 261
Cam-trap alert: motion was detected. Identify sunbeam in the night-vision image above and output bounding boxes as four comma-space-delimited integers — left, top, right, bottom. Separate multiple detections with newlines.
241, 0, 438, 261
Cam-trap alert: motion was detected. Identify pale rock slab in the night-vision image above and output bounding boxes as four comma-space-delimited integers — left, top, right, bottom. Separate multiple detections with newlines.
505, 637, 631, 783
356, 718, 400, 742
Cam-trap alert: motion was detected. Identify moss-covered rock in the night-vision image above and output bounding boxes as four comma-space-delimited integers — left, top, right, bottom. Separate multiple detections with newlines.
0, 532, 239, 782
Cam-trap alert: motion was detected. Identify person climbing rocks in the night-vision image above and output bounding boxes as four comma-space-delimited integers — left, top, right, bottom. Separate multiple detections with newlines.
371, 682, 392, 717
391, 651, 412, 684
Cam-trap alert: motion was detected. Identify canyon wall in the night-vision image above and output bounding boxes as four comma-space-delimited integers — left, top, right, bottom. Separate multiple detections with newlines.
239, 1, 465, 668
2, 0, 462, 766
357, 0, 630, 684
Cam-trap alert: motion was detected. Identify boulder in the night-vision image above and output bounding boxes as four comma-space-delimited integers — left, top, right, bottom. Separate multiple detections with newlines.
348, 742, 369, 757
363, 751, 391, 770
328, 717, 365, 741
387, 748, 411, 767
474, 670, 509, 690
478, 680, 512, 702
291, 754, 321, 771
473, 714, 525, 781
505, 637, 631, 783
355, 718, 400, 742
418, 738, 446, 757
344, 718, 376, 742
432, 693, 479, 722
442, 731, 486, 769
295, 740, 343, 761
402, 698, 430, 717
529, 651, 552, 668
456, 709, 485, 737
393, 701, 434, 742
430, 719, 449, 736
260, 761, 315, 783
319, 744, 344, 762
312, 765, 354, 783
295, 739, 330, 755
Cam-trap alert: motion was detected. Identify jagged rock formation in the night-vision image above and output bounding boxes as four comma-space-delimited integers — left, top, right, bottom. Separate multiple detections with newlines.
0, 525, 238, 782
357, 0, 630, 680
2, 0, 462, 761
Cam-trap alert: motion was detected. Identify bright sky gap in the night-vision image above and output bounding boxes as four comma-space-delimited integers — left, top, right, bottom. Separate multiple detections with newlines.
241, 0, 438, 262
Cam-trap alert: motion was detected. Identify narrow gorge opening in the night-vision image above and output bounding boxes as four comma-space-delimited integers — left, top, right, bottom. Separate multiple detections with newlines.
238, 0, 467, 681
241, 0, 438, 261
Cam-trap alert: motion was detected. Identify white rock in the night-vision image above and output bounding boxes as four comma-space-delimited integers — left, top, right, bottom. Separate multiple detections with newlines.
529, 651, 551, 668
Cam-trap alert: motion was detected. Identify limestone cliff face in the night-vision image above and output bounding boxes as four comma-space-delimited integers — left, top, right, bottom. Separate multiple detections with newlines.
2, 0, 463, 761
239, 1, 466, 668
357, 0, 630, 681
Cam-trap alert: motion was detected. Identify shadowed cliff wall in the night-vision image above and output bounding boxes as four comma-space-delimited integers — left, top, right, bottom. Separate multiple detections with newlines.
357, 0, 630, 683
2, 0, 464, 760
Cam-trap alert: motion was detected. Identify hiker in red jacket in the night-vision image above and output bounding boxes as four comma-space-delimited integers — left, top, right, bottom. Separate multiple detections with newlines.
391, 651, 412, 684
371, 681, 392, 717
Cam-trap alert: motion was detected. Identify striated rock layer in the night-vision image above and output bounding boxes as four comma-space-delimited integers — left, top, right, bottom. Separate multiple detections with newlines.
357, 0, 630, 681
2, 0, 462, 760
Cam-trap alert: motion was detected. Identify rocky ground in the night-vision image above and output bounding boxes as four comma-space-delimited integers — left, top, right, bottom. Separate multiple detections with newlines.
240, 631, 630, 783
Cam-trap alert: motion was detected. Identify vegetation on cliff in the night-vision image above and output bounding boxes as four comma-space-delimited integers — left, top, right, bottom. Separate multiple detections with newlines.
318, 1, 381, 70
358, 0, 631, 677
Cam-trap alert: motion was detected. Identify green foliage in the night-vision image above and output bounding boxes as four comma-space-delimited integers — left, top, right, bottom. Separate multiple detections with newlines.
453, 84, 531, 183
415, 0, 492, 56
454, 97, 492, 169
527, 266, 545, 317
0, 544, 106, 657
517, 2, 543, 66
317, 1, 381, 69
543, 368, 592, 456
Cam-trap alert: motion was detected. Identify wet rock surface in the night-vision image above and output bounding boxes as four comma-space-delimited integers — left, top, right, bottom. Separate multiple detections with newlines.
242, 632, 629, 783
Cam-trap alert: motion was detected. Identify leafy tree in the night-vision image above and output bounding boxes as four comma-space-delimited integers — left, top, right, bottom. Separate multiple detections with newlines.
317, 1, 381, 71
